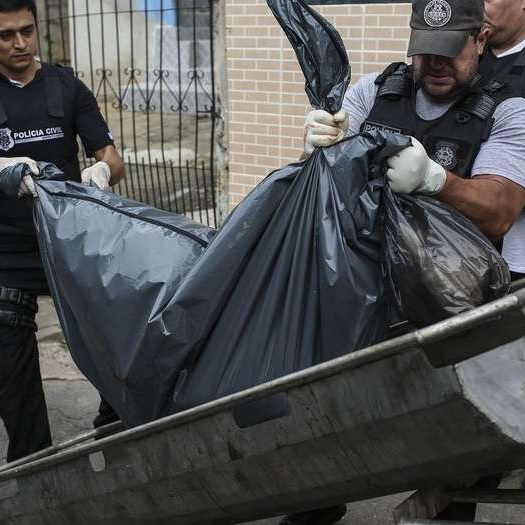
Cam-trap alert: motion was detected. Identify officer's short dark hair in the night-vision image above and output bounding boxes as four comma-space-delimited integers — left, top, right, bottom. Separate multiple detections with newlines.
0, 0, 37, 22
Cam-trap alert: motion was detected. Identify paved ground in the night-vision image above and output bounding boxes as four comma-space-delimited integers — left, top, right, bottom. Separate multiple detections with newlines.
0, 299, 523, 523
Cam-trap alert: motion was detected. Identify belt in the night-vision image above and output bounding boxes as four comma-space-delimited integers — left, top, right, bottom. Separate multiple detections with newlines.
0, 287, 38, 331
0, 309, 37, 331
0, 287, 37, 312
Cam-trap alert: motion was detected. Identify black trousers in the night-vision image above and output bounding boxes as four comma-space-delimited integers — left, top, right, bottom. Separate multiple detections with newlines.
0, 305, 118, 463
0, 321, 52, 462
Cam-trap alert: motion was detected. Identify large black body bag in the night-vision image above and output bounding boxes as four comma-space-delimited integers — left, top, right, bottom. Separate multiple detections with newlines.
29, 0, 398, 425
34, 182, 214, 425
28, 0, 508, 426
33, 128, 407, 426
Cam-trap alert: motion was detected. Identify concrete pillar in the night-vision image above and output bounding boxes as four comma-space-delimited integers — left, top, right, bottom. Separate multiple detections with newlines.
211, 0, 229, 225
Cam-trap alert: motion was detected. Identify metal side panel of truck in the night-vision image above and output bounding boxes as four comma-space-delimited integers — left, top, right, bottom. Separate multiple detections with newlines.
1, 283, 525, 525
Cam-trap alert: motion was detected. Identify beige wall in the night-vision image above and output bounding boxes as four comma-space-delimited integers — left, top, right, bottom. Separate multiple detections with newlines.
225, 1, 411, 208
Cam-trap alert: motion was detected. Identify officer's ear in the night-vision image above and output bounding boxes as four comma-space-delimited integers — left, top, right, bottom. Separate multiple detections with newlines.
476, 27, 489, 56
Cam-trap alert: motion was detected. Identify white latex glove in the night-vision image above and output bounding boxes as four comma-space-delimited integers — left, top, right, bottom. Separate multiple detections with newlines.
304, 109, 349, 156
0, 156, 39, 176
81, 161, 111, 191
0, 157, 39, 198
386, 137, 447, 195
17, 175, 37, 198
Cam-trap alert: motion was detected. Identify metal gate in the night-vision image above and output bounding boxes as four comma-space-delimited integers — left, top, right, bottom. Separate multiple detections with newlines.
37, 0, 218, 227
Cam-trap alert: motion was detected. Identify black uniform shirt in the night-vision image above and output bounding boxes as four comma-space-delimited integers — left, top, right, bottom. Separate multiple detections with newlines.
0, 62, 114, 292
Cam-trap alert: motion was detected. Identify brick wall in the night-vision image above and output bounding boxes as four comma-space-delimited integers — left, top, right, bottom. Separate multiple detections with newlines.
225, 1, 411, 208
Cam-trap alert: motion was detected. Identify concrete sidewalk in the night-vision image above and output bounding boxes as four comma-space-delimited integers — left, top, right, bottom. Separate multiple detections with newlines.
0, 298, 523, 524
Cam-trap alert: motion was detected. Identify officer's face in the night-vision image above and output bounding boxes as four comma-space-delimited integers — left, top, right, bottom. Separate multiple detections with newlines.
413, 34, 487, 101
0, 9, 37, 75
484, 0, 525, 51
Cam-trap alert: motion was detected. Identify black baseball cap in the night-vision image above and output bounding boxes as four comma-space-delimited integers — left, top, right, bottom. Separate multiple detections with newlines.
407, 0, 484, 58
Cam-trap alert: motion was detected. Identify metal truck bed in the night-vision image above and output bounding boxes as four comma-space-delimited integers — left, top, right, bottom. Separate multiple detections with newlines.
1, 285, 525, 524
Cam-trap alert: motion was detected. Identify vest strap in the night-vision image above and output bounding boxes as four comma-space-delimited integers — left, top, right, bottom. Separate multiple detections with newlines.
375, 62, 412, 98
377, 74, 412, 98
455, 78, 508, 121
0, 97, 8, 126
45, 75, 65, 118
483, 79, 506, 94
510, 46, 525, 71
375, 62, 407, 85
456, 93, 496, 121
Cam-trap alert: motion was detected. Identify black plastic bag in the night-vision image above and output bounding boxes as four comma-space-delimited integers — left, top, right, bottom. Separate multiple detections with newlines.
4, 0, 507, 427
33, 181, 214, 425
24, 0, 397, 425
266, 0, 350, 112
382, 188, 511, 326
24, 131, 403, 426
164, 133, 407, 414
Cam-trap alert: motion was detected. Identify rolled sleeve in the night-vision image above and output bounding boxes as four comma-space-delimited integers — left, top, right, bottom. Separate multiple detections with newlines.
471, 98, 525, 189
342, 73, 380, 136
74, 79, 114, 157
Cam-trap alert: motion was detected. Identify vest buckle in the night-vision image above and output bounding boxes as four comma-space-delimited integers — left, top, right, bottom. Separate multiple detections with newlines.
484, 79, 505, 94
456, 111, 471, 124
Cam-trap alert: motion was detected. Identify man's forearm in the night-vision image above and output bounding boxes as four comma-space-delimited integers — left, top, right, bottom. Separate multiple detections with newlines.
94, 146, 125, 186
437, 172, 525, 240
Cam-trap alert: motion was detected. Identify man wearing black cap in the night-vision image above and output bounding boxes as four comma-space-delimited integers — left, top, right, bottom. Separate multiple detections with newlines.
305, 0, 525, 246
295, 0, 525, 523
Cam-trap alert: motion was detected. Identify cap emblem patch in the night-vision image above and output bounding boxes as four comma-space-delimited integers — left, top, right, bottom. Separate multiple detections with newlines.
424, 0, 452, 27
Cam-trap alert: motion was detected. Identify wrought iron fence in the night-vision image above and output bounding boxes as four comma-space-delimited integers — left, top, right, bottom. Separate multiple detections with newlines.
37, 0, 217, 227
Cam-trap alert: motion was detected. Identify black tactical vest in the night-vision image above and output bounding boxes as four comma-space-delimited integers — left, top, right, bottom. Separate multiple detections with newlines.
0, 65, 80, 292
361, 62, 517, 179
479, 46, 525, 96
0, 65, 81, 181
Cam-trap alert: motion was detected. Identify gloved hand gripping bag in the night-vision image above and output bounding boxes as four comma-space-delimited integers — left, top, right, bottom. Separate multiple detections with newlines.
0, 161, 65, 196
382, 189, 510, 327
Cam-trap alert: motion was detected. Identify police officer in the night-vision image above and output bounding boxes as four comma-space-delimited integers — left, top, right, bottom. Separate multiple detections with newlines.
0, 0, 125, 463
291, 0, 525, 523
481, 0, 525, 281
482, 0, 525, 81
305, 0, 525, 243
